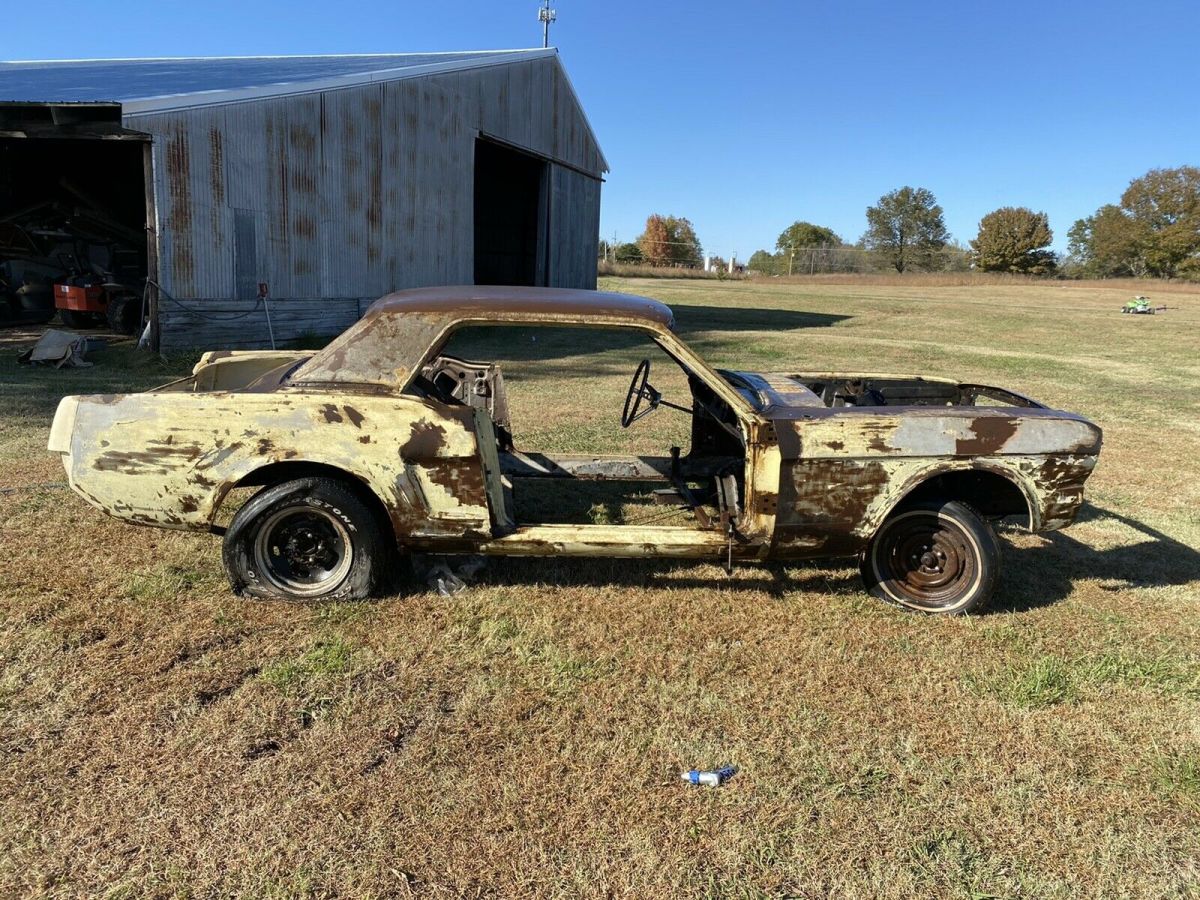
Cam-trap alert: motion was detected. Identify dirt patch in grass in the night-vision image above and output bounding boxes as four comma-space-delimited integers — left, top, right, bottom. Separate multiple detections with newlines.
0, 279, 1198, 897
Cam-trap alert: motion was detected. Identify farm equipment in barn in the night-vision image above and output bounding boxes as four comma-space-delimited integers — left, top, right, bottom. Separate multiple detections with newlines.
0, 225, 56, 325
54, 274, 141, 332
0, 192, 147, 334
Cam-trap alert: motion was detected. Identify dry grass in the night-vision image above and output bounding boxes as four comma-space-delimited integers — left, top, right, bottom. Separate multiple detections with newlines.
1, 278, 1198, 898
756, 271, 1200, 294
598, 261, 738, 280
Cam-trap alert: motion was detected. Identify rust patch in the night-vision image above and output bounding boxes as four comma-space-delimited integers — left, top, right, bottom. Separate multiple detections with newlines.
294, 215, 316, 240
256, 438, 274, 455
320, 404, 344, 424
209, 128, 225, 206
1034, 454, 1095, 529
180, 496, 200, 513
400, 421, 447, 459
343, 406, 365, 428
358, 435, 372, 444
825, 440, 844, 451
288, 125, 318, 195
423, 460, 488, 506
866, 434, 891, 453
165, 129, 194, 283
956, 416, 1020, 456
772, 458, 890, 558
753, 490, 778, 516
94, 443, 204, 475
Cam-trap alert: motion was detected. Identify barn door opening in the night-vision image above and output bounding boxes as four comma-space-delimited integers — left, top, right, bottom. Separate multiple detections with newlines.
0, 103, 151, 333
473, 137, 547, 287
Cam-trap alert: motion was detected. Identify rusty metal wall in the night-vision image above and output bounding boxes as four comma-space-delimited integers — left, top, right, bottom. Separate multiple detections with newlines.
126, 56, 605, 350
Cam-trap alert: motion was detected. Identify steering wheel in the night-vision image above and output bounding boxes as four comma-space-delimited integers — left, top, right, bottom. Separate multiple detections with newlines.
622, 358, 658, 428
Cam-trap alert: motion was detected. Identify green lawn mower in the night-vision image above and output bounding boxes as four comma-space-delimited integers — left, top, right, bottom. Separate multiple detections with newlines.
1121, 296, 1167, 315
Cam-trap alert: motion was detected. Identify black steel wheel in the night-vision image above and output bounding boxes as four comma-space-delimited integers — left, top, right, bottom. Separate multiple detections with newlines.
106, 293, 142, 335
222, 477, 392, 602
860, 499, 999, 615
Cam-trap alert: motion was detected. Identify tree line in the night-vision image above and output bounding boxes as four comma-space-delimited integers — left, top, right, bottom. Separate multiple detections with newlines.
606, 165, 1199, 279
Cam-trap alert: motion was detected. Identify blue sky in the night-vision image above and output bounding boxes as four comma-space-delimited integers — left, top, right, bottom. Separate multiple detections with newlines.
9, 0, 1198, 255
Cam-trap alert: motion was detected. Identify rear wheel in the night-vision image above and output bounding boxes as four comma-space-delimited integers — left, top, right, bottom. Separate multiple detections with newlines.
106, 293, 141, 334
860, 499, 999, 615
222, 477, 391, 602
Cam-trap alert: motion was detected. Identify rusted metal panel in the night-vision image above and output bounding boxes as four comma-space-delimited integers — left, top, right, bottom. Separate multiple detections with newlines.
124, 52, 605, 350
55, 389, 491, 537
134, 108, 235, 301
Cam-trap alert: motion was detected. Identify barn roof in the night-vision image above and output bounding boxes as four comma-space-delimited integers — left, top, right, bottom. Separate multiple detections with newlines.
0, 48, 555, 111
0, 47, 607, 173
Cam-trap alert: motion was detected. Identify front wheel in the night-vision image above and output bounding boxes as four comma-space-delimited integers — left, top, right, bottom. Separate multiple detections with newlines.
222, 477, 391, 601
860, 500, 999, 615
106, 294, 142, 334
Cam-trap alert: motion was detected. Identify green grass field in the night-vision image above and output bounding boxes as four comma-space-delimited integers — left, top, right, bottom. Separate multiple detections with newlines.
1, 276, 1197, 898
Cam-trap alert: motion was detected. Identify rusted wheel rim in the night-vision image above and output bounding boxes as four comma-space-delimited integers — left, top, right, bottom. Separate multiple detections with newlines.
878, 512, 974, 607
253, 506, 352, 597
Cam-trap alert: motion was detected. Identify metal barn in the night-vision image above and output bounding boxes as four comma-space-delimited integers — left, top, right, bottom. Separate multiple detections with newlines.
0, 49, 607, 350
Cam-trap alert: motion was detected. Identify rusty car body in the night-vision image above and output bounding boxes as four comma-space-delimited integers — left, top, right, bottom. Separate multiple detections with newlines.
48, 286, 1102, 613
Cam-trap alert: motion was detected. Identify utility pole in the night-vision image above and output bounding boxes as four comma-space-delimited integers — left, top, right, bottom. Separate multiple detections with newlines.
538, 0, 557, 48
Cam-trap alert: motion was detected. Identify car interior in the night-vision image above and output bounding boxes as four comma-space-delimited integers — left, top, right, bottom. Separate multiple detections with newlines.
404, 323, 749, 534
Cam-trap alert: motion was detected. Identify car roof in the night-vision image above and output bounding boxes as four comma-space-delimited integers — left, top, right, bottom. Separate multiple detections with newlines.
291, 285, 676, 388
362, 285, 675, 330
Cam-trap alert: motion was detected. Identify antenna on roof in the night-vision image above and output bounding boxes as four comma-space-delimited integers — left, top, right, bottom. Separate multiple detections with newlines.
538, 0, 557, 48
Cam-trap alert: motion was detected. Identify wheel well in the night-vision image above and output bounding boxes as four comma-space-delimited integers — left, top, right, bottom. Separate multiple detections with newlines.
223, 461, 396, 541
898, 469, 1033, 528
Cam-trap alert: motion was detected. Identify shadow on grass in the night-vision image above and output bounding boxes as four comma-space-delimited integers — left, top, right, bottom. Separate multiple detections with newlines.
990, 503, 1200, 614
422, 503, 1198, 613
670, 303, 850, 336
459, 554, 860, 599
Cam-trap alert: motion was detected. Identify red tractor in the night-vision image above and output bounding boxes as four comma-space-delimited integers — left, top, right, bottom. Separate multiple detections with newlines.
54, 274, 141, 333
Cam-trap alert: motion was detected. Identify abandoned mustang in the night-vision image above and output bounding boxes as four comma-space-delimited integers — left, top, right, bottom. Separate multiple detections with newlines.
48, 286, 1101, 614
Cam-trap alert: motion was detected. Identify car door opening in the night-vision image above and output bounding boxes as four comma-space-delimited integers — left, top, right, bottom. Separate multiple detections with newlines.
409, 323, 749, 535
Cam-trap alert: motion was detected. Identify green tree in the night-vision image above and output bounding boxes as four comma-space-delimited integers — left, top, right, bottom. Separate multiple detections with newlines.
775, 222, 842, 253
772, 221, 844, 274
614, 242, 644, 264
1067, 205, 1146, 277
748, 249, 781, 275
971, 207, 1056, 274
863, 186, 949, 273
1119, 166, 1200, 277
636, 214, 703, 267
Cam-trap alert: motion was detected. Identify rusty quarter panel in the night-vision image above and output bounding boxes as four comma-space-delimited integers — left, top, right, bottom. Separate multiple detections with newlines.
58, 391, 491, 539
770, 407, 1101, 558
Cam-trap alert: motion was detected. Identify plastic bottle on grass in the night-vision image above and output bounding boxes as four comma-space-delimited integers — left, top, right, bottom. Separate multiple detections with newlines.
681, 765, 736, 786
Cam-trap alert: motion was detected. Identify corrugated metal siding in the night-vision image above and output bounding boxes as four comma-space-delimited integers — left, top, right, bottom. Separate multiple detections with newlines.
548, 164, 601, 289
131, 55, 603, 350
